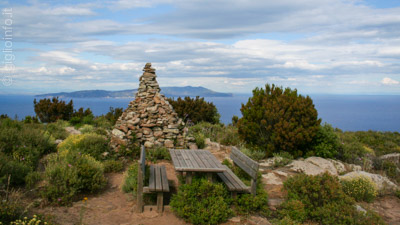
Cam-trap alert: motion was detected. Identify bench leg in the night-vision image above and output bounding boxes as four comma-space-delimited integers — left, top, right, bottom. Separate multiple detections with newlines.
157, 192, 164, 213
206, 173, 214, 182
186, 172, 192, 184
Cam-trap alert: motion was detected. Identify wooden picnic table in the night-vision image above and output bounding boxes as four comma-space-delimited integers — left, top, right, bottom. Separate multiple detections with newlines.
169, 149, 226, 184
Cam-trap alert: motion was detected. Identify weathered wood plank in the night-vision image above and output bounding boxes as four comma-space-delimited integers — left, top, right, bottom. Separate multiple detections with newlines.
184, 150, 200, 169
155, 165, 162, 192
218, 172, 235, 190
175, 149, 189, 168
139, 145, 146, 176
149, 165, 155, 191
231, 154, 258, 179
188, 150, 204, 169
196, 150, 213, 169
157, 192, 163, 213
160, 165, 169, 192
169, 150, 181, 168
223, 167, 246, 191
180, 150, 195, 169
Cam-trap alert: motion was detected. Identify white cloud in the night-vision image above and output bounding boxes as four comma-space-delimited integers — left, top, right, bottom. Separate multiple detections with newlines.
381, 77, 400, 85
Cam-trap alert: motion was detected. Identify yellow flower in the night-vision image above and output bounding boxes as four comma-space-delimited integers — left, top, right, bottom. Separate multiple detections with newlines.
84, 197, 88, 201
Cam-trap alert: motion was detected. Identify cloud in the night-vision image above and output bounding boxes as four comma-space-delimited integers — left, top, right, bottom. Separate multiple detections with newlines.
381, 77, 400, 85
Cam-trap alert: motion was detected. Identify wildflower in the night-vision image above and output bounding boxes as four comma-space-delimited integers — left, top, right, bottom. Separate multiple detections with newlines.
68, 164, 72, 167
58, 198, 61, 202
84, 197, 88, 201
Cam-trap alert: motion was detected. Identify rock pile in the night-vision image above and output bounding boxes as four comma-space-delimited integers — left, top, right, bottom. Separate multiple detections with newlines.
110, 63, 190, 150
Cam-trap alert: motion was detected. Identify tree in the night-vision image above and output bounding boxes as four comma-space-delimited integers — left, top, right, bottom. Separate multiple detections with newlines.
237, 84, 321, 157
33, 97, 74, 123
167, 96, 220, 124
105, 107, 123, 125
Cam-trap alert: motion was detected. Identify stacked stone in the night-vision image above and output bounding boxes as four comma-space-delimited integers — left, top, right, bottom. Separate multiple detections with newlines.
110, 63, 188, 150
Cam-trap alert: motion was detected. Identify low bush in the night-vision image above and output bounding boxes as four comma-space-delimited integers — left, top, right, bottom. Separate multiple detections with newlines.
25, 171, 42, 189
188, 122, 243, 148
240, 147, 266, 161
0, 200, 23, 224
42, 150, 107, 205
58, 133, 109, 160
170, 178, 233, 225
279, 173, 385, 224
341, 176, 378, 202
147, 146, 171, 163
233, 190, 269, 217
93, 116, 112, 129
79, 124, 95, 134
45, 120, 70, 140
122, 163, 139, 196
103, 160, 124, 173
0, 153, 31, 186
272, 152, 293, 168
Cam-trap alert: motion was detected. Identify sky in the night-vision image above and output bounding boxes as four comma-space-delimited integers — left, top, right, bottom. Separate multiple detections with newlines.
0, 0, 400, 95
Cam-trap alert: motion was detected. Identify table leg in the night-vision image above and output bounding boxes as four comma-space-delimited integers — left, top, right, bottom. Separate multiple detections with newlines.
186, 172, 192, 184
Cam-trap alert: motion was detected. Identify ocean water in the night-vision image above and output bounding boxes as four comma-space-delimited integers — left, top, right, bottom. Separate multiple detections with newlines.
1, 94, 399, 132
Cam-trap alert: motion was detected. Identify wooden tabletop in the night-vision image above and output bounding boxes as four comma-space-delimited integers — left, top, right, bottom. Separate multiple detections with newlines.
169, 149, 226, 172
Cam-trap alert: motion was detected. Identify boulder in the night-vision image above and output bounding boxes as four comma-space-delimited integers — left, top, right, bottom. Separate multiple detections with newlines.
379, 153, 400, 164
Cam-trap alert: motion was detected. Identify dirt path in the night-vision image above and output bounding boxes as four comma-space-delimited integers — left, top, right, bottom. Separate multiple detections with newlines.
34, 162, 188, 225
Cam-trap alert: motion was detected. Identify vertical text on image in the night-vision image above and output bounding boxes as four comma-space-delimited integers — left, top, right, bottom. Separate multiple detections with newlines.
2, 8, 13, 87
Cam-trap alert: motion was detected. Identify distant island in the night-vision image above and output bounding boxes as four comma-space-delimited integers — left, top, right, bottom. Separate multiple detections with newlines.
35, 86, 233, 98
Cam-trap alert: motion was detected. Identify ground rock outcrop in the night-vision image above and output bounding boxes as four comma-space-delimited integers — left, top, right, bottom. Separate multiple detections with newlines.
110, 63, 191, 150
340, 171, 399, 194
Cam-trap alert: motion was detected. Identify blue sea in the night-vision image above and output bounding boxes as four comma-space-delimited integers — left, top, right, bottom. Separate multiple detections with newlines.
1, 94, 399, 132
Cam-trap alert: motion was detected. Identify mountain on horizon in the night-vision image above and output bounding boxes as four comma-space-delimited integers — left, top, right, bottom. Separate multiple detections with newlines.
35, 86, 233, 98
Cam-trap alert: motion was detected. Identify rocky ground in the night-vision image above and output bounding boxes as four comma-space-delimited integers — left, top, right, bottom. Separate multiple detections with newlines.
32, 135, 400, 225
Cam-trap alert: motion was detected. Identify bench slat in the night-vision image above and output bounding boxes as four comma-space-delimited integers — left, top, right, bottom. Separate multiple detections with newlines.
231, 154, 258, 179
160, 165, 169, 192
155, 165, 162, 192
231, 147, 259, 174
149, 165, 155, 191
169, 150, 181, 168
217, 165, 249, 192
217, 171, 235, 190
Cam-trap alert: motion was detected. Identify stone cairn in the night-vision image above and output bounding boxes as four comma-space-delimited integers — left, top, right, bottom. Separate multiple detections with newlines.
110, 63, 192, 150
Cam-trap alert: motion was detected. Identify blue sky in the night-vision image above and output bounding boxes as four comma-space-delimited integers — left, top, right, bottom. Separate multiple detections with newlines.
1, 0, 400, 95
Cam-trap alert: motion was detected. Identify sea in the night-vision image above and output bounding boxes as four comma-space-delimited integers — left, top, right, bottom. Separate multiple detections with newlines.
0, 94, 399, 132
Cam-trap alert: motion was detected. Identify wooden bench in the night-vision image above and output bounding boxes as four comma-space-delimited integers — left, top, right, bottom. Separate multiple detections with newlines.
137, 145, 170, 213
217, 146, 259, 196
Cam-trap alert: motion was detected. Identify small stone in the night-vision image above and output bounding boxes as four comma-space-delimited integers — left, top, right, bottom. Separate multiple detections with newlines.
164, 140, 174, 148
144, 141, 154, 148
228, 217, 241, 223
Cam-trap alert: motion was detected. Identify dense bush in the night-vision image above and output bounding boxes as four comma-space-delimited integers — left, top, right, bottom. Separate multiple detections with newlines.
240, 147, 266, 161
237, 84, 321, 158
42, 150, 107, 205
0, 119, 56, 186
279, 173, 385, 224
188, 122, 242, 147
0, 200, 23, 224
102, 160, 124, 173
46, 120, 69, 140
147, 146, 171, 163
308, 123, 340, 158
33, 97, 74, 123
69, 107, 94, 126
341, 176, 378, 203
58, 133, 109, 160
122, 162, 139, 196
170, 178, 233, 225
167, 96, 220, 124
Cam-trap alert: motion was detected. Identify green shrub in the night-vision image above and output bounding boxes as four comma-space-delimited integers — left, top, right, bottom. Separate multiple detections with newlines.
25, 171, 42, 189
167, 96, 220, 124
280, 173, 385, 225
188, 122, 242, 147
103, 160, 124, 173
147, 146, 171, 163
341, 176, 378, 203
279, 200, 307, 223
0, 200, 22, 224
237, 84, 321, 158
233, 190, 269, 217
240, 147, 266, 161
122, 163, 138, 196
46, 121, 69, 140
42, 150, 107, 205
272, 152, 293, 168
93, 116, 113, 129
58, 133, 109, 160
0, 153, 31, 186
23, 115, 39, 124
309, 123, 340, 158
104, 107, 123, 126
171, 178, 233, 225
79, 124, 95, 134
272, 216, 301, 225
